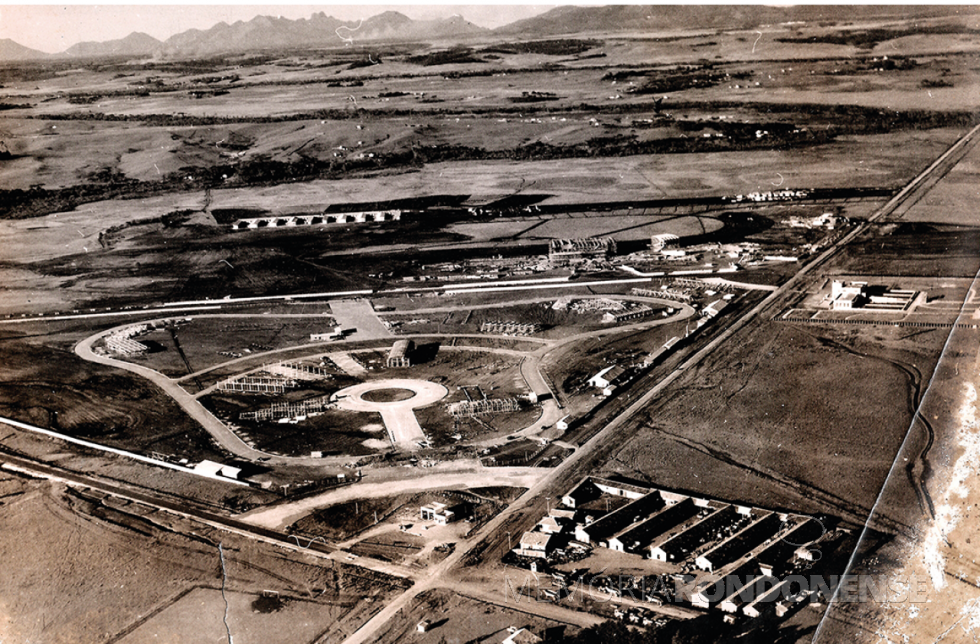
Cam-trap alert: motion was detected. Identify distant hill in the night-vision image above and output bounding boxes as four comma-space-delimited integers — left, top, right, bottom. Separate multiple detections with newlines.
65, 32, 162, 58
5, 6, 977, 63
494, 5, 980, 37
160, 11, 487, 58
0, 38, 49, 61
357, 12, 486, 42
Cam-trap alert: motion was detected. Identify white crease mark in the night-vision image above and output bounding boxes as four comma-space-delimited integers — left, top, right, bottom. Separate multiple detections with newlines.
336, 19, 363, 45
218, 543, 234, 644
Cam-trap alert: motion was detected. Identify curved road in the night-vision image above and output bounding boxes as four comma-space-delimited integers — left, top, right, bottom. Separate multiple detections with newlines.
74, 299, 696, 469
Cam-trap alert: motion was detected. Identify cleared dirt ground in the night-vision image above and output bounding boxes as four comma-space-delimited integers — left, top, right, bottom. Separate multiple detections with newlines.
0, 477, 402, 644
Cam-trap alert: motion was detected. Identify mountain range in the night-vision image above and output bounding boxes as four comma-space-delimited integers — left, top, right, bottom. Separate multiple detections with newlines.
3, 5, 976, 61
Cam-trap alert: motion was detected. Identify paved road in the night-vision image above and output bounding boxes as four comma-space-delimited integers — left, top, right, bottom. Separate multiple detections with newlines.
327, 351, 369, 377
74, 326, 300, 464
333, 379, 448, 448
329, 299, 392, 340
239, 466, 550, 530
453, 582, 606, 628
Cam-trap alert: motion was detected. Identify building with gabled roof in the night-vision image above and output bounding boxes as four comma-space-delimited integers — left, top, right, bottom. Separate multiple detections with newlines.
503, 628, 544, 644
694, 512, 782, 573
587, 365, 626, 389
649, 504, 737, 563
607, 497, 700, 554
519, 531, 553, 552
561, 479, 601, 508
575, 491, 665, 546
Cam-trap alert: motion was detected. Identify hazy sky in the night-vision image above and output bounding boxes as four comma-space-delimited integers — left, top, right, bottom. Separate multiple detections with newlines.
0, 4, 557, 53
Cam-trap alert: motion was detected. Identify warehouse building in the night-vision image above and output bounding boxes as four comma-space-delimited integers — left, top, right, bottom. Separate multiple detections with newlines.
694, 512, 782, 573
743, 579, 792, 618
756, 519, 823, 577
387, 339, 415, 367
719, 576, 779, 614
591, 477, 652, 499
561, 479, 602, 508
587, 365, 626, 389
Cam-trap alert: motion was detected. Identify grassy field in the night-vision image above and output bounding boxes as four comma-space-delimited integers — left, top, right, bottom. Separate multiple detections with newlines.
898, 135, 980, 226
604, 317, 948, 525
0, 480, 401, 644
0, 119, 964, 318
832, 223, 980, 278
368, 587, 575, 644
124, 315, 338, 378
0, 323, 229, 462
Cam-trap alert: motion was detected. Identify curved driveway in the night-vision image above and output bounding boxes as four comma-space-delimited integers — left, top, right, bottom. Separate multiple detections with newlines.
333, 379, 448, 448
74, 326, 336, 467
74, 299, 696, 468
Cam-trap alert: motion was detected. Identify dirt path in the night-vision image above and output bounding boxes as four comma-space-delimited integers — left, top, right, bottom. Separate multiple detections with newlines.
238, 467, 548, 531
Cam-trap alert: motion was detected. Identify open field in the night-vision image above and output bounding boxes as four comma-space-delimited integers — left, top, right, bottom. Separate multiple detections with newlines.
366, 587, 576, 644
832, 223, 980, 278
811, 322, 980, 642
0, 123, 966, 318
123, 315, 338, 378
604, 313, 948, 525
0, 325, 228, 463
897, 132, 980, 226
0, 477, 400, 644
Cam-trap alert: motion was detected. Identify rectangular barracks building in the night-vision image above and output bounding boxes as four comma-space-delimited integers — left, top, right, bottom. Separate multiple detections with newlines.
649, 504, 740, 563
755, 518, 824, 577
561, 476, 650, 509
607, 498, 701, 554
694, 511, 783, 573
574, 491, 666, 547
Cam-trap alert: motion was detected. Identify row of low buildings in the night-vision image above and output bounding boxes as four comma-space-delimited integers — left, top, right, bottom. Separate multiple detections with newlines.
548, 237, 617, 264
216, 374, 296, 394
479, 321, 541, 335
231, 209, 402, 230
602, 305, 656, 324
515, 477, 823, 593
446, 397, 524, 418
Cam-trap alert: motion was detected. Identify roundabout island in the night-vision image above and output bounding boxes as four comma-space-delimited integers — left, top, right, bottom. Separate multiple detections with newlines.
331, 379, 449, 449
